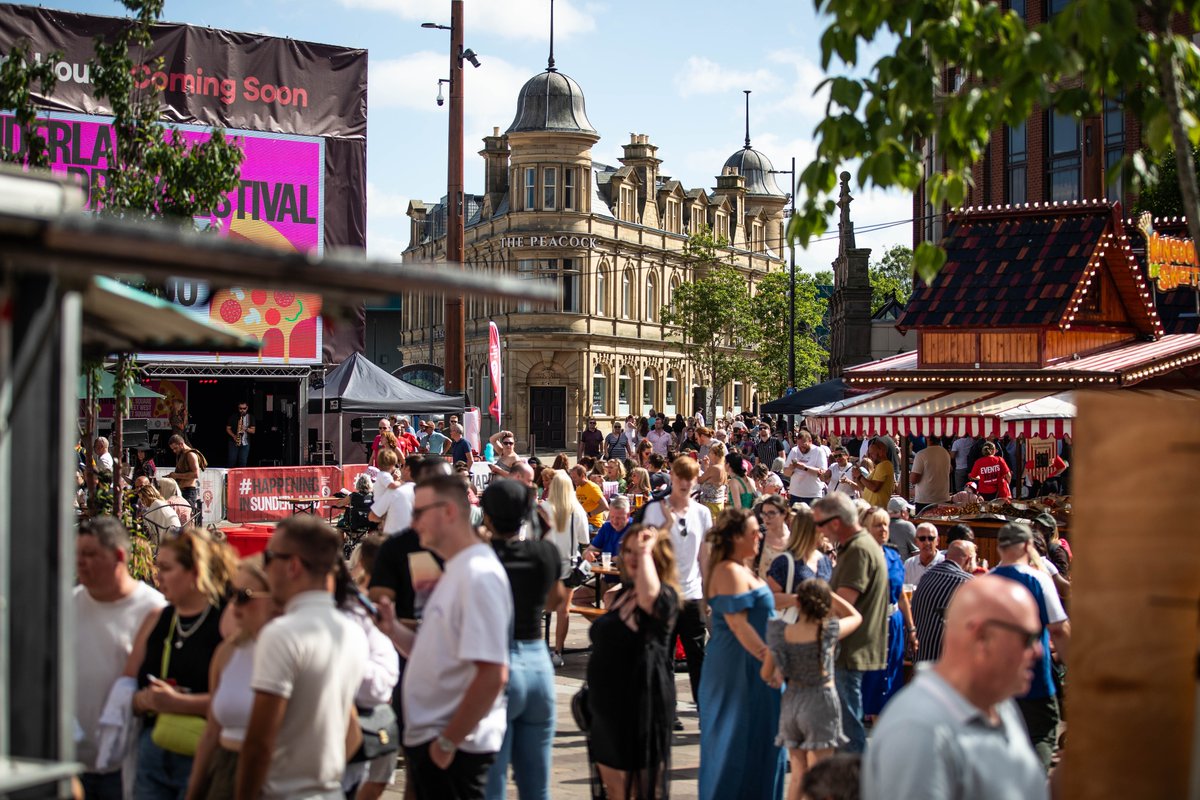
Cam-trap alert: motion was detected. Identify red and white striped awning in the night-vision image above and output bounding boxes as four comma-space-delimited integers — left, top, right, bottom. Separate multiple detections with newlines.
803, 389, 1076, 439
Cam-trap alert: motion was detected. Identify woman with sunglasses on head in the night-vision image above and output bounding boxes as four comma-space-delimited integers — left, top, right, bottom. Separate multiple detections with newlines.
858, 506, 915, 720
698, 508, 785, 800
128, 529, 237, 799
185, 555, 278, 800
587, 525, 680, 799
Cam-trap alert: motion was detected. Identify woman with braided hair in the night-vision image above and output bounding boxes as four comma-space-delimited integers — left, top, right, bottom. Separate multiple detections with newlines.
760, 579, 862, 800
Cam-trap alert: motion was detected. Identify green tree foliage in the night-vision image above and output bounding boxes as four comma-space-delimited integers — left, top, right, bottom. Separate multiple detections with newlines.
869, 244, 914, 315
1134, 145, 1200, 218
661, 225, 760, 421
749, 269, 829, 396
789, 0, 1200, 280
0, 40, 58, 167
90, 0, 244, 218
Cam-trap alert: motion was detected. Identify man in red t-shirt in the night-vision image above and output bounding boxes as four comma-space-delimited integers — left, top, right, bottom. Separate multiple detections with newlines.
968, 441, 1011, 500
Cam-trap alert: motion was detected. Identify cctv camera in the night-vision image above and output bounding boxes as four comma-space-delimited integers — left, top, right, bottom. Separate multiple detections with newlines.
462, 48, 481, 68
437, 95, 445, 107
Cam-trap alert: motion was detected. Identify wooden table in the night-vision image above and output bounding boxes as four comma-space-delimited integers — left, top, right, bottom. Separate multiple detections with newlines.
586, 564, 621, 608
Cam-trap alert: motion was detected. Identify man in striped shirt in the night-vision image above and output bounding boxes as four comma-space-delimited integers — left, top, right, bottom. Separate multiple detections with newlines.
911, 540, 977, 663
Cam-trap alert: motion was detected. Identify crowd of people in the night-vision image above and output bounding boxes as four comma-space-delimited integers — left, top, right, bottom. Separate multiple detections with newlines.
71, 408, 1073, 800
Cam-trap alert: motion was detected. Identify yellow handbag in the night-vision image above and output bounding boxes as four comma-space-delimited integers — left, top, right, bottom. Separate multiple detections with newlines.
149, 613, 207, 756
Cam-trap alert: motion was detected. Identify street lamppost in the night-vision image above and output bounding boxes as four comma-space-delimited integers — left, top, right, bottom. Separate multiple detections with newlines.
768, 158, 797, 428
422, 5, 481, 396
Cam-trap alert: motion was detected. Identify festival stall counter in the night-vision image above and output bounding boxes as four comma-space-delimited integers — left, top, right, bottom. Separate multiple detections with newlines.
917, 496, 1071, 565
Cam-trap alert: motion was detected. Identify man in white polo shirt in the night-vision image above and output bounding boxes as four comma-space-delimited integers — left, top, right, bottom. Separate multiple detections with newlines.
237, 515, 368, 800
375, 474, 513, 800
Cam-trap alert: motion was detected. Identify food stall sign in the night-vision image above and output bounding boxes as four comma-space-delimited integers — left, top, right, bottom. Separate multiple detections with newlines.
1138, 212, 1200, 291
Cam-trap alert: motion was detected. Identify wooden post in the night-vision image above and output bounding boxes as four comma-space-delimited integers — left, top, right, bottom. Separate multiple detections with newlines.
1063, 391, 1200, 800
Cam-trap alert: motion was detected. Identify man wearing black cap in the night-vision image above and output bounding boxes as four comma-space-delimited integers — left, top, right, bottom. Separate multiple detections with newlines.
478, 480, 564, 799
1033, 513, 1070, 578
991, 522, 1070, 771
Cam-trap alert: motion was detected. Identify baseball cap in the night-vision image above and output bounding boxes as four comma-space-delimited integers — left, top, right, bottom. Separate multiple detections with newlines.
732, 421, 747, 431
1033, 512, 1058, 530
480, 480, 533, 534
997, 521, 1034, 548
965, 480, 978, 491
887, 497, 915, 516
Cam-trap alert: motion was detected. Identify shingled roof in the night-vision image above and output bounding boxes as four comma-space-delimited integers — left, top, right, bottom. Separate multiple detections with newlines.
897, 200, 1162, 336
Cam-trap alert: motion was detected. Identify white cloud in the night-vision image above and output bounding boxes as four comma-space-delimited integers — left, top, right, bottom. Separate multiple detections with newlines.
673, 56, 779, 98
333, 0, 595, 41
370, 50, 530, 142
367, 228, 411, 261
367, 182, 411, 220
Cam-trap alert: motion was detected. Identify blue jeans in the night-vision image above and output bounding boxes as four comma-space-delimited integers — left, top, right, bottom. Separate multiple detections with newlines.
80, 770, 122, 800
835, 667, 866, 753
135, 727, 194, 800
484, 640, 556, 800
227, 441, 250, 468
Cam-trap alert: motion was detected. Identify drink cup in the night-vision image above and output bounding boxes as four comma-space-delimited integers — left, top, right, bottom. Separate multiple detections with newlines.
601, 553, 613, 570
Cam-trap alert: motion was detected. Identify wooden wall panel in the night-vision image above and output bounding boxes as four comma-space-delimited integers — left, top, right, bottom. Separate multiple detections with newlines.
1044, 330, 1131, 362
980, 332, 1039, 365
1063, 391, 1200, 800
922, 332, 978, 365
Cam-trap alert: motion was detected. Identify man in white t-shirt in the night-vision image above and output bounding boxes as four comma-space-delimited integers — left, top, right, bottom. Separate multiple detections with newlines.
238, 516, 368, 800
371, 453, 417, 535
639, 457, 712, 715
93, 436, 114, 473
783, 429, 828, 504
375, 474, 513, 798
74, 517, 166, 798
911, 440, 952, 509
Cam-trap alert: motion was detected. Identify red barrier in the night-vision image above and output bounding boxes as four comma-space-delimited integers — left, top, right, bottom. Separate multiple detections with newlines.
225, 466, 342, 523
224, 526, 272, 557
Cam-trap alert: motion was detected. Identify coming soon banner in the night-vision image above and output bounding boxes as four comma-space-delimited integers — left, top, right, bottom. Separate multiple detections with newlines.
0, 4, 368, 362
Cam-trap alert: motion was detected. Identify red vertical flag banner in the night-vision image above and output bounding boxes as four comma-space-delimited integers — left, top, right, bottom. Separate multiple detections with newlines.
487, 321, 502, 423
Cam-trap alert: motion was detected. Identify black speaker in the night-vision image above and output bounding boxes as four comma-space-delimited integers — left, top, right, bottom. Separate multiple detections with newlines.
350, 417, 363, 443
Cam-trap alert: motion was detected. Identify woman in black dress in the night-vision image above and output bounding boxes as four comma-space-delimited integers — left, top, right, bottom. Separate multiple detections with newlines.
587, 524, 680, 799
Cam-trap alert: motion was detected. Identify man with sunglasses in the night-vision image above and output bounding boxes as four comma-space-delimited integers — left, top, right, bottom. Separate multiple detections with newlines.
374, 474, 513, 799
903, 522, 945, 586
815, 492, 889, 754
238, 515, 368, 800
863, 575, 1049, 799
990, 522, 1070, 772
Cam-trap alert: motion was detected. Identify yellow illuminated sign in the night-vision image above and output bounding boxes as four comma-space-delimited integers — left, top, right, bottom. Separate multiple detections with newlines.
1138, 212, 1200, 291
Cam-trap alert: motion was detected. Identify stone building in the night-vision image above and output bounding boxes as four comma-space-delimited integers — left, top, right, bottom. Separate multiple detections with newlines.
399, 62, 786, 451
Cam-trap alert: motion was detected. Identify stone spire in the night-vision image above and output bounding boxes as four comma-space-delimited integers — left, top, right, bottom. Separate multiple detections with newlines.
829, 171, 872, 377
837, 170, 856, 256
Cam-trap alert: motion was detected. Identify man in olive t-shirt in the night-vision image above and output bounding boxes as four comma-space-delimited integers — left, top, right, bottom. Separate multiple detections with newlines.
816, 492, 889, 754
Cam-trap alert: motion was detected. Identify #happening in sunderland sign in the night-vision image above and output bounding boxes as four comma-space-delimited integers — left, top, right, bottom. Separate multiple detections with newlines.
225, 466, 341, 523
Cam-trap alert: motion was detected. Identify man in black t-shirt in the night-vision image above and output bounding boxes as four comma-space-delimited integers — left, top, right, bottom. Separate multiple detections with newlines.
751, 423, 786, 466
578, 418, 604, 460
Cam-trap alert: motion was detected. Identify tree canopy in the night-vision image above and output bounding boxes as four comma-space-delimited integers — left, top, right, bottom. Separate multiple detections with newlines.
790, 0, 1200, 279
749, 269, 829, 397
869, 244, 914, 315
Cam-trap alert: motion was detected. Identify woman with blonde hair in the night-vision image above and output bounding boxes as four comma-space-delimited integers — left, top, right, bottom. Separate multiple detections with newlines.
766, 503, 832, 617
156, 477, 192, 527
603, 458, 628, 494
858, 506, 914, 718
587, 525, 681, 799
543, 470, 589, 667
138, 483, 181, 545
627, 467, 652, 500
696, 441, 729, 517
127, 529, 237, 798
185, 555, 277, 800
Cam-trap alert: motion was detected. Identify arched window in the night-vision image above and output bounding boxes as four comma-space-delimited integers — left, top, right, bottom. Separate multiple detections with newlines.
668, 275, 681, 318
618, 368, 632, 416
665, 370, 679, 417
592, 365, 608, 416
596, 264, 607, 316
732, 381, 744, 415
622, 270, 634, 319
645, 271, 658, 322
642, 368, 656, 416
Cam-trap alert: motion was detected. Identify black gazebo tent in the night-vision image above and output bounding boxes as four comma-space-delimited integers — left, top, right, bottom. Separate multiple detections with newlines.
307, 352, 464, 463
760, 377, 853, 415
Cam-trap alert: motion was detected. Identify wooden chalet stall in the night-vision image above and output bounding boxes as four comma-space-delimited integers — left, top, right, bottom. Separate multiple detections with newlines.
804, 199, 1200, 563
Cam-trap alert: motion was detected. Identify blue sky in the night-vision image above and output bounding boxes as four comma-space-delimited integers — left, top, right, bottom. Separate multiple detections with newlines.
37, 0, 911, 271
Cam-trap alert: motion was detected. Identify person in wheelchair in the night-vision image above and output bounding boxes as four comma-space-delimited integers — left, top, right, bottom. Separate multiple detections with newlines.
334, 473, 377, 534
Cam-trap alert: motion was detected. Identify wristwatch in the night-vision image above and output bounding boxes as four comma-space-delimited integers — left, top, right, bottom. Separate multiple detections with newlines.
434, 734, 457, 756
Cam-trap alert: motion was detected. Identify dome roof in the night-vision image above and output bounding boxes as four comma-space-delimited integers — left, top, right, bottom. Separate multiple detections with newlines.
506, 69, 596, 136
723, 147, 786, 198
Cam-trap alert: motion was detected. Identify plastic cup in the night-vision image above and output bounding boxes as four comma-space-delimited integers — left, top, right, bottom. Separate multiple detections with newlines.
601, 553, 612, 570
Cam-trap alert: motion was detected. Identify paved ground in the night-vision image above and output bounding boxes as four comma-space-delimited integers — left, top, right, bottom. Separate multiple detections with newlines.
383, 613, 701, 799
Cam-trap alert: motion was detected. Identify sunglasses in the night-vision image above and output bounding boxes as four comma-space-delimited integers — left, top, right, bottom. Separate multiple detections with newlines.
917, 536, 937, 542
262, 548, 301, 567
981, 618, 1042, 650
502, 440, 515, 446
677, 518, 689, 538
814, 517, 838, 528
411, 501, 449, 522
232, 587, 268, 606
